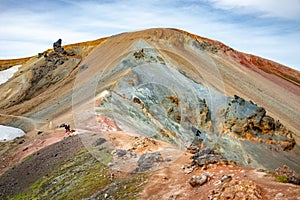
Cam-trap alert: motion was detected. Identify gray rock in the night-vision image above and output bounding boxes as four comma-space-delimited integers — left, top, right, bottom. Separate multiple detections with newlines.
53, 39, 66, 54
184, 166, 194, 174
53, 39, 62, 51
222, 95, 296, 152
191, 147, 212, 159
190, 147, 225, 167
133, 152, 164, 172
92, 138, 107, 146
115, 149, 127, 157
221, 174, 232, 182
275, 193, 284, 199
189, 174, 208, 187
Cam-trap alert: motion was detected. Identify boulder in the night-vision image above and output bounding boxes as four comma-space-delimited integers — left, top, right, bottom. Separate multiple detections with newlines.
275, 165, 300, 185
53, 39, 66, 54
133, 152, 164, 172
189, 174, 209, 187
191, 147, 226, 167
53, 39, 62, 51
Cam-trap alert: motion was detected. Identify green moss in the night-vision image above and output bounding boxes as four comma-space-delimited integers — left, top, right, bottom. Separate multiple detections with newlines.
93, 173, 148, 200
276, 175, 289, 183
9, 146, 148, 200
9, 149, 111, 200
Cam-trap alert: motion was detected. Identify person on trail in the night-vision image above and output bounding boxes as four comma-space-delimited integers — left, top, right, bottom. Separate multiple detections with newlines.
59, 123, 75, 136
65, 124, 71, 133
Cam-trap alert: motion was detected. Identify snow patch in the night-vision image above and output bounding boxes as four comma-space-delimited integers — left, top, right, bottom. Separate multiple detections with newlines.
0, 65, 21, 85
0, 125, 25, 141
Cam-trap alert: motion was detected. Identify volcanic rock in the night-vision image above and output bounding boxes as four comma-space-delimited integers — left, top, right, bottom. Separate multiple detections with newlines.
221, 95, 296, 151
221, 174, 232, 182
275, 165, 300, 185
53, 39, 64, 53
189, 174, 209, 187
133, 152, 164, 172
208, 179, 262, 200
191, 147, 226, 167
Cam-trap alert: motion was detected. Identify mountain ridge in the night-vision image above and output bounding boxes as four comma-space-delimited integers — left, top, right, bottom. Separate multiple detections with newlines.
1, 28, 299, 80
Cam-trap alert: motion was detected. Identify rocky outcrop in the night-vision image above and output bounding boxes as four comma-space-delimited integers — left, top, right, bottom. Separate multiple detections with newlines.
275, 165, 300, 185
208, 179, 262, 200
190, 147, 228, 167
220, 95, 296, 151
23, 39, 79, 100
53, 39, 65, 54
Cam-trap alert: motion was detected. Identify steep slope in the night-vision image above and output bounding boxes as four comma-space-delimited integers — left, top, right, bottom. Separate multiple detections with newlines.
70, 28, 299, 172
0, 37, 107, 131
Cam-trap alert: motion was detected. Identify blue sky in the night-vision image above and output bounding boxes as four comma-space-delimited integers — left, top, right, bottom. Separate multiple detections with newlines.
1, 0, 300, 71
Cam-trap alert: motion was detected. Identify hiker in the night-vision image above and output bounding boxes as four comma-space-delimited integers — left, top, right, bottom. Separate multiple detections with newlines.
65, 124, 71, 133
59, 123, 76, 136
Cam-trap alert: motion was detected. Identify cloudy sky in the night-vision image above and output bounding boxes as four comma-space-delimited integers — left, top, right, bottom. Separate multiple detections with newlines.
1, 0, 300, 70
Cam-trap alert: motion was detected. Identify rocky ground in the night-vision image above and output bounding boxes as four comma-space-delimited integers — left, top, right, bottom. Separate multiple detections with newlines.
0, 129, 300, 200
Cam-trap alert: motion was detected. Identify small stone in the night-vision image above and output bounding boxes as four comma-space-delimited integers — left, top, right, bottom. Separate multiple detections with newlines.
189, 174, 208, 187
115, 149, 127, 157
221, 174, 232, 182
104, 193, 109, 198
18, 139, 25, 144
214, 180, 221, 186
93, 137, 107, 146
108, 162, 113, 167
275, 193, 284, 199
184, 167, 193, 174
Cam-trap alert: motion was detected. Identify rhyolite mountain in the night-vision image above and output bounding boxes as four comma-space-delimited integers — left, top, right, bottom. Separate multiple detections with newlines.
0, 29, 300, 199
0, 28, 300, 198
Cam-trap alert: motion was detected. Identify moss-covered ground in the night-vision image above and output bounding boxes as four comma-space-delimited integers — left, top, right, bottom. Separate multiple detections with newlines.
10, 149, 148, 200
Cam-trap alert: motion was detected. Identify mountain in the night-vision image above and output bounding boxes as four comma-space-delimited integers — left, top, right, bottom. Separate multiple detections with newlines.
0, 28, 299, 199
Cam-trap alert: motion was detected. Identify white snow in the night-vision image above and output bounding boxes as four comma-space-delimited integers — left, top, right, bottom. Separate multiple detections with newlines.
0, 125, 25, 141
0, 65, 21, 85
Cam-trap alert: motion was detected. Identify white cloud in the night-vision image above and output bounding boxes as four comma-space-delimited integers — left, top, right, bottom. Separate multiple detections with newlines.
0, 0, 299, 70
209, 0, 300, 20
